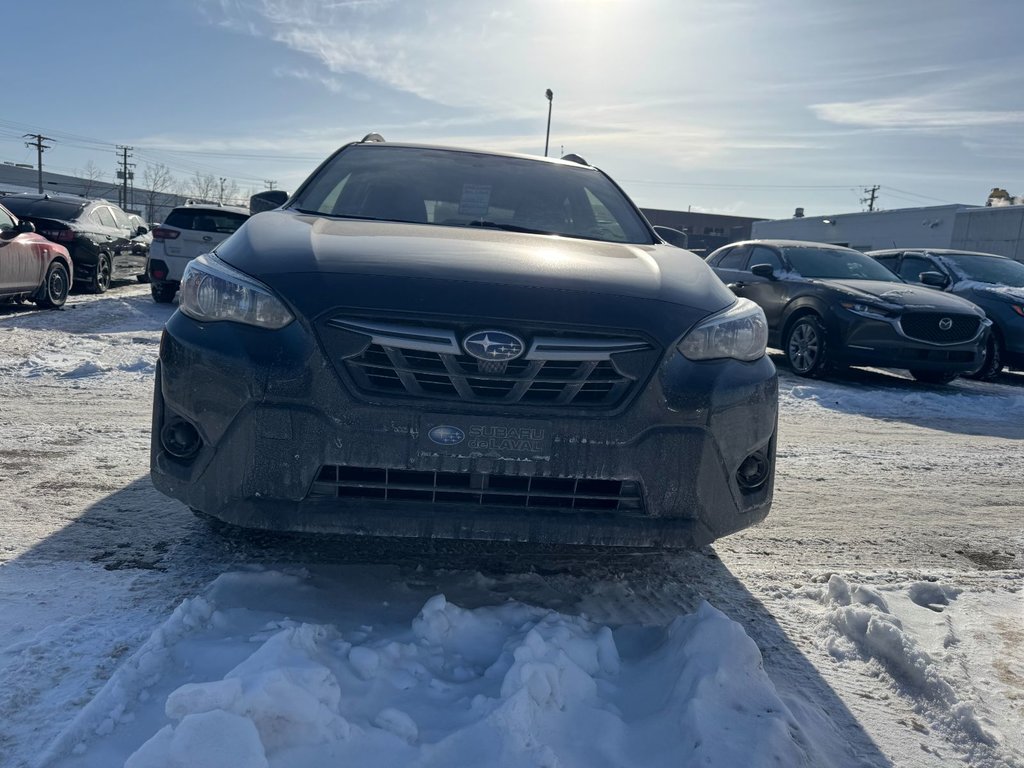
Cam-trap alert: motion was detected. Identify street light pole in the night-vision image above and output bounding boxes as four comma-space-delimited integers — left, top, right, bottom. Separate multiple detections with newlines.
544, 89, 553, 157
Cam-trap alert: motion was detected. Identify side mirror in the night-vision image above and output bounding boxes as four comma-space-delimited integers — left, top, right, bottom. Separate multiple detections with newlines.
919, 271, 949, 288
136, 225, 148, 236
750, 263, 776, 279
250, 190, 288, 215
16, 220, 35, 234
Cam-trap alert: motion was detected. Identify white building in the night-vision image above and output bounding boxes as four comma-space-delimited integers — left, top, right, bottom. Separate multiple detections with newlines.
752, 204, 1024, 262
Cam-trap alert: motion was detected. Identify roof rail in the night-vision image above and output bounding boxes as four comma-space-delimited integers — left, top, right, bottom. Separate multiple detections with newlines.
560, 152, 589, 166
361, 132, 386, 143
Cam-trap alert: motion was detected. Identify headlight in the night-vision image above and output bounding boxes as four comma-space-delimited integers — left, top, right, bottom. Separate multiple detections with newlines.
179, 254, 293, 329
678, 298, 768, 362
840, 301, 893, 319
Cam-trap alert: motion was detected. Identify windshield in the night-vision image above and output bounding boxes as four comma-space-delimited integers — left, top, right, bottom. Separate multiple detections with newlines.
941, 253, 1024, 287
292, 145, 655, 244
0, 196, 85, 221
783, 246, 902, 282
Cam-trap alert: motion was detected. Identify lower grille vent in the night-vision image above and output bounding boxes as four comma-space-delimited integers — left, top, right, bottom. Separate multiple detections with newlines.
309, 465, 645, 514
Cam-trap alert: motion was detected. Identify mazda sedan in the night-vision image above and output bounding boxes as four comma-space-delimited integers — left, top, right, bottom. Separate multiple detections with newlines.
151, 136, 777, 548
707, 240, 989, 383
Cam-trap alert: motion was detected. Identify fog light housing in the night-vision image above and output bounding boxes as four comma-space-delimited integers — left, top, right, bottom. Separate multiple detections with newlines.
736, 451, 770, 492
161, 419, 202, 461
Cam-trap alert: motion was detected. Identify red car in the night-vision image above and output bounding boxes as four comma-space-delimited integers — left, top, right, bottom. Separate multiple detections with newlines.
0, 200, 73, 308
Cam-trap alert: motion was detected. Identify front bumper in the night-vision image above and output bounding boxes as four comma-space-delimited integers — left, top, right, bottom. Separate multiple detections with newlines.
151, 313, 778, 548
829, 309, 986, 372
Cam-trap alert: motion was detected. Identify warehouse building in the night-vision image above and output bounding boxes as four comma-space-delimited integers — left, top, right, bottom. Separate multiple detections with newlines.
753, 204, 1024, 262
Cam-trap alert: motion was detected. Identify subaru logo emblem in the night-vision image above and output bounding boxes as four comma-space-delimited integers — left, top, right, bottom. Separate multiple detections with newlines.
463, 330, 525, 362
938, 317, 953, 331
428, 425, 465, 446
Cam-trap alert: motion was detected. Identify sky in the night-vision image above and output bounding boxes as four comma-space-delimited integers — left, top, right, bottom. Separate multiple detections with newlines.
3, 0, 1023, 219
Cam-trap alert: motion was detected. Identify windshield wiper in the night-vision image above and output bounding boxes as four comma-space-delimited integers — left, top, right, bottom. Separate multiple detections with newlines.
465, 220, 556, 235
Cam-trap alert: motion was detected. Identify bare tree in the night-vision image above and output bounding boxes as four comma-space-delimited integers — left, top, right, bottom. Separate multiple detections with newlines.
185, 172, 219, 203
77, 160, 106, 199
142, 163, 177, 223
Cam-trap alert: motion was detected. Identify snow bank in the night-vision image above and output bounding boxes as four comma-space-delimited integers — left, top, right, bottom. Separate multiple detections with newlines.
53, 572, 810, 768
820, 575, 1001, 751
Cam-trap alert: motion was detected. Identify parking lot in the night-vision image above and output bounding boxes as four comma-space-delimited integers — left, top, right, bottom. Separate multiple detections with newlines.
1, 282, 1022, 768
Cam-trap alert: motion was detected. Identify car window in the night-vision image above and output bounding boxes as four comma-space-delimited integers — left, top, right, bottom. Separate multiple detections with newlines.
898, 256, 934, 282
109, 207, 129, 228
873, 254, 899, 273
95, 207, 117, 228
782, 246, 902, 281
747, 246, 783, 271
714, 245, 749, 269
293, 144, 655, 244
0, 197, 83, 221
0, 206, 14, 231
164, 208, 249, 233
940, 253, 1024, 286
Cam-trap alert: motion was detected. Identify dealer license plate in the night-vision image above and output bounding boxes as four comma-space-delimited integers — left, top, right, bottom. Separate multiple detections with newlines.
418, 415, 553, 460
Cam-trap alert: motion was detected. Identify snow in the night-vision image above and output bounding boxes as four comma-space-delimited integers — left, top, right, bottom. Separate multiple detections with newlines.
1, 285, 1022, 768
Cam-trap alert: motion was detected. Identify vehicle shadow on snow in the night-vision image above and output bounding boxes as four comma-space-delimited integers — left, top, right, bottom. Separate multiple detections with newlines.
772, 352, 1024, 439
14, 475, 894, 767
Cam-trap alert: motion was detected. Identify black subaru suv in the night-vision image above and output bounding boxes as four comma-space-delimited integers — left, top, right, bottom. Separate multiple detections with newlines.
0, 194, 146, 292
707, 240, 989, 383
151, 137, 778, 549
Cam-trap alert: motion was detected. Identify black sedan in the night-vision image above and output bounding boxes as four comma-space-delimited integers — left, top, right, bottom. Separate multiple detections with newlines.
868, 249, 1024, 380
706, 239, 989, 383
150, 136, 778, 549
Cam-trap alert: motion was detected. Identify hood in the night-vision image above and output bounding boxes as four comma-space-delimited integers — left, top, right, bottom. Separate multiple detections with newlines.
216, 210, 736, 316
955, 280, 1024, 304
816, 279, 985, 314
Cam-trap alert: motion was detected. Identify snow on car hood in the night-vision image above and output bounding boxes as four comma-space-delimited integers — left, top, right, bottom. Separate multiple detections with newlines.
215, 210, 736, 314
816, 279, 985, 313
955, 280, 1024, 303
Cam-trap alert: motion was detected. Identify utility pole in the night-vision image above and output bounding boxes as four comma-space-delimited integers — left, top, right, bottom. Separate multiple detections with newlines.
264, 180, 277, 190
862, 185, 879, 212
24, 134, 54, 193
544, 89, 553, 157
219, 177, 227, 204
116, 146, 134, 208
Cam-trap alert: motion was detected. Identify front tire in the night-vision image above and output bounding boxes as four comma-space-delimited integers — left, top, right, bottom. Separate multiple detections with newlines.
36, 261, 70, 308
785, 315, 830, 377
151, 283, 177, 303
965, 332, 1003, 381
910, 369, 958, 384
90, 254, 112, 294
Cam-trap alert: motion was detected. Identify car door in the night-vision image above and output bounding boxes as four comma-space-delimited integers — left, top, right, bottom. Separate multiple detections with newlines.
105, 205, 138, 276
0, 207, 39, 293
709, 244, 750, 288
738, 245, 790, 331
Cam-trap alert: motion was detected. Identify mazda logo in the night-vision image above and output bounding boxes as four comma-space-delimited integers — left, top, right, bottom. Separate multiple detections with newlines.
427, 425, 465, 446
938, 317, 953, 331
463, 330, 525, 362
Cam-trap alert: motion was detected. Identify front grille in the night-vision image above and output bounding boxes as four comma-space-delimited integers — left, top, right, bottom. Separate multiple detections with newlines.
327, 318, 655, 408
899, 313, 980, 344
309, 465, 646, 514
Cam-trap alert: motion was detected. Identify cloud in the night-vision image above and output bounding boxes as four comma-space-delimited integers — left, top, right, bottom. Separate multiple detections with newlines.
812, 98, 1024, 130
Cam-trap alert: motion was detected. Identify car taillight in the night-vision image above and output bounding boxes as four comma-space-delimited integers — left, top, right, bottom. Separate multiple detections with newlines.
152, 227, 180, 241
41, 228, 75, 243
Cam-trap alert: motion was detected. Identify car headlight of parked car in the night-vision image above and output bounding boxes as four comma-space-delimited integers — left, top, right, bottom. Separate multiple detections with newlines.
678, 297, 768, 362
179, 254, 294, 329
839, 300, 895, 319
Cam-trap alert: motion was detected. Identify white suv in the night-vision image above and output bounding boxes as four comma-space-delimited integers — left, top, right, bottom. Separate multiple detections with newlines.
147, 203, 249, 302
